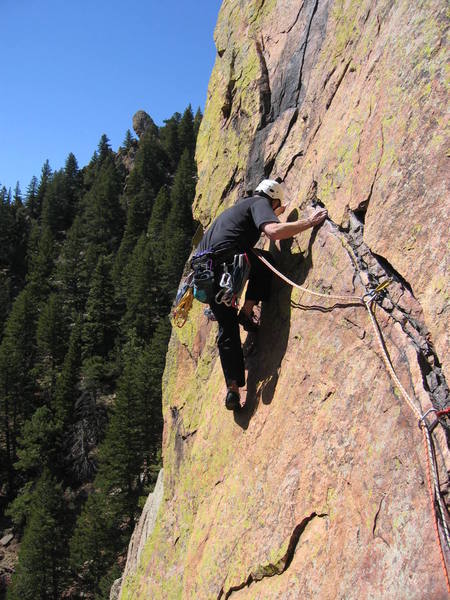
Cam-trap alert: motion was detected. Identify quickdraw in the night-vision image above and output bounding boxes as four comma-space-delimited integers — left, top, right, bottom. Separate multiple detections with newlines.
215, 254, 251, 308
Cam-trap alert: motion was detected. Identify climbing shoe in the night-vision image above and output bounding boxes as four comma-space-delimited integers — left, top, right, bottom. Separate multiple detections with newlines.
238, 310, 259, 332
225, 390, 241, 411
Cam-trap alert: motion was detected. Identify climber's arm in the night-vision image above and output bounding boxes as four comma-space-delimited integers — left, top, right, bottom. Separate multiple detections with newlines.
262, 208, 327, 241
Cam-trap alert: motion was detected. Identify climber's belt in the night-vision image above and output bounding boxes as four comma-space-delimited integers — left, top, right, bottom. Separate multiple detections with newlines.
191, 251, 215, 303
191, 248, 249, 305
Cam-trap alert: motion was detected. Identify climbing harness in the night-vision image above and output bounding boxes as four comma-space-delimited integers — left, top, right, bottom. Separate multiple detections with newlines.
252, 248, 450, 593
172, 251, 251, 324
215, 253, 251, 308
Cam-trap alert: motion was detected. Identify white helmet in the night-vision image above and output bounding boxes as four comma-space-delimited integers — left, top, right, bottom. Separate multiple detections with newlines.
255, 179, 284, 203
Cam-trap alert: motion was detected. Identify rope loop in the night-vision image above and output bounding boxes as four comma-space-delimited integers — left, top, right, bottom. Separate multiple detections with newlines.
418, 408, 438, 430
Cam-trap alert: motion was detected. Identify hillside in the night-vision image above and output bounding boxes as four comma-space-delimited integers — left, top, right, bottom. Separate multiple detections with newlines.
0, 107, 201, 599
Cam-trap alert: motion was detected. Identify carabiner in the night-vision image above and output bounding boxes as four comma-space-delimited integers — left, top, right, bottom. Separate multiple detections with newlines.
220, 264, 232, 289
215, 288, 232, 306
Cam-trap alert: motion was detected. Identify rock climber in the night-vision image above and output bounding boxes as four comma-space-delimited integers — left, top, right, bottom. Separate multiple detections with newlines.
194, 179, 328, 410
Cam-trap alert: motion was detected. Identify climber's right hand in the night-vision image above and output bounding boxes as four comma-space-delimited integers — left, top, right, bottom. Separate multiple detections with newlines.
309, 208, 328, 227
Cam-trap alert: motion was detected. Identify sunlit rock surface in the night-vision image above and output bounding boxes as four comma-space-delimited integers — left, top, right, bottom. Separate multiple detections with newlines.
120, 1, 449, 598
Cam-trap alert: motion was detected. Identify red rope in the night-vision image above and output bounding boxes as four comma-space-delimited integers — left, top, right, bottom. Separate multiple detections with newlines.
422, 428, 450, 594
436, 407, 450, 418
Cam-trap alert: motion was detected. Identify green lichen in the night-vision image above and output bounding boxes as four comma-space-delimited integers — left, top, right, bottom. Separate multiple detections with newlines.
248, 0, 277, 26
328, 0, 364, 66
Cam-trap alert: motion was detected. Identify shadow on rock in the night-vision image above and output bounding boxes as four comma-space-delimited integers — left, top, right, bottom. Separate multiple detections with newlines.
234, 218, 319, 430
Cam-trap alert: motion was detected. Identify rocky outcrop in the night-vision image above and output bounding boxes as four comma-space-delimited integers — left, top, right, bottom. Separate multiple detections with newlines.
132, 110, 157, 138
111, 470, 164, 599
120, 1, 449, 598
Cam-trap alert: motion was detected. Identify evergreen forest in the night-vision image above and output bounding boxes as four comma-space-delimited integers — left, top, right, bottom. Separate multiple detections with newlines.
0, 106, 201, 599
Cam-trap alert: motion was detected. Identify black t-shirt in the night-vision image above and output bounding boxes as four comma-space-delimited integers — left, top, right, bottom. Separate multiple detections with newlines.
196, 195, 279, 255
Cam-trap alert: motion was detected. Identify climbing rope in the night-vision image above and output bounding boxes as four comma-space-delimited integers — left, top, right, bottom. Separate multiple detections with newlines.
364, 294, 450, 590
252, 248, 450, 592
252, 250, 362, 303
422, 423, 450, 590
172, 287, 194, 328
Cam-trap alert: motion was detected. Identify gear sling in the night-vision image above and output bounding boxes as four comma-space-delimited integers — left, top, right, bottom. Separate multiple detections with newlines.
190, 249, 250, 307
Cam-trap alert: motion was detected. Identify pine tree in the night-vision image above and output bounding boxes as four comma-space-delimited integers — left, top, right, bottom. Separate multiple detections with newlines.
0, 190, 16, 278
160, 112, 181, 167
54, 319, 82, 423
41, 170, 70, 237
82, 157, 125, 274
10, 191, 29, 289
97, 134, 113, 165
95, 338, 143, 523
178, 105, 196, 157
147, 186, 171, 266
122, 233, 160, 339
134, 318, 171, 479
32, 160, 52, 222
55, 216, 89, 315
122, 129, 135, 151
68, 320, 171, 596
194, 107, 203, 139
7, 470, 68, 600
82, 256, 117, 360
69, 491, 119, 596
162, 148, 196, 295
64, 152, 82, 227
26, 225, 55, 302
113, 181, 154, 289
0, 288, 38, 496
0, 271, 11, 339
13, 182, 22, 206
125, 129, 170, 198
35, 293, 68, 402
13, 406, 61, 477
25, 176, 38, 218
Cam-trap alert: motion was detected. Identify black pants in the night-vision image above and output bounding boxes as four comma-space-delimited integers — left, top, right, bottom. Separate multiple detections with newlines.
209, 250, 273, 387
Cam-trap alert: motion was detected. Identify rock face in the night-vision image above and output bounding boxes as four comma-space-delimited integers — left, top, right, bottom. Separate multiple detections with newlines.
111, 470, 164, 599
132, 110, 157, 138
120, 1, 449, 598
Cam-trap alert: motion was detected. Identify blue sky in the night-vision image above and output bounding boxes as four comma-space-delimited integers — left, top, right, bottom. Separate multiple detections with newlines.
0, 0, 222, 193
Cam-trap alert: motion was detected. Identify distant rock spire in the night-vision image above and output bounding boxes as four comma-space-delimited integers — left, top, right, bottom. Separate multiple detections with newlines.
132, 110, 157, 138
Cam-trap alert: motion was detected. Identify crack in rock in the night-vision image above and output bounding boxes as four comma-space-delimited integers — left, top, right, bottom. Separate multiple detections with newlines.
219, 166, 239, 208
269, 0, 319, 171
295, 0, 319, 106
255, 38, 272, 129
326, 207, 449, 424
218, 512, 327, 599
325, 60, 351, 110
181, 429, 198, 441
222, 51, 237, 120
364, 124, 384, 206
372, 494, 390, 547
372, 494, 385, 536
283, 4, 306, 35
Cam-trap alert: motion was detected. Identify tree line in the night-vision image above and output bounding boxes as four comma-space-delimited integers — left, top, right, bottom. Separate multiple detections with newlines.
0, 106, 200, 598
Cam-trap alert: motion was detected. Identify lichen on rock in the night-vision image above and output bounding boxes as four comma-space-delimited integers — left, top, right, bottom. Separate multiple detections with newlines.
119, 1, 449, 598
